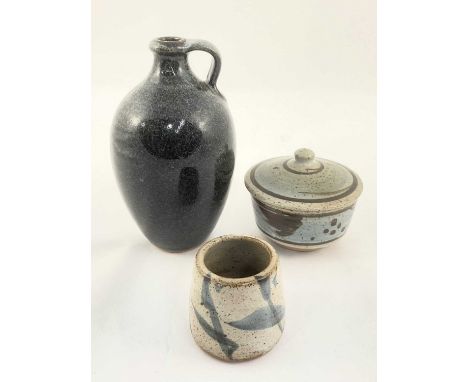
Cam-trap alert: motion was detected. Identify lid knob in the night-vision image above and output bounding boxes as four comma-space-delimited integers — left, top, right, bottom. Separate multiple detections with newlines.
294, 148, 315, 163
284, 148, 322, 174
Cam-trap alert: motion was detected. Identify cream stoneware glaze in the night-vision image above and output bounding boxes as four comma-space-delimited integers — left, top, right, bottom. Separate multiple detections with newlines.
245, 148, 363, 251
189, 235, 285, 361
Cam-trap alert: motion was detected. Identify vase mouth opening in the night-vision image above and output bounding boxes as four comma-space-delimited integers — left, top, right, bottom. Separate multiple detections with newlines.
150, 36, 187, 54
196, 236, 278, 285
158, 36, 185, 43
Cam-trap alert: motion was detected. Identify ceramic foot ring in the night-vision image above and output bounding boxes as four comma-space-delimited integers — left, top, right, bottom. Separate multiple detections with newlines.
189, 235, 285, 361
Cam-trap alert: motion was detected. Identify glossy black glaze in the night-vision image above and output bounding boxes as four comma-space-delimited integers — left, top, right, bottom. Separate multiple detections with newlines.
112, 37, 235, 252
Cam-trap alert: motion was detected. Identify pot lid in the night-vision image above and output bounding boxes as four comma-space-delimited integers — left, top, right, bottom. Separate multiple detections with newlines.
244, 148, 363, 214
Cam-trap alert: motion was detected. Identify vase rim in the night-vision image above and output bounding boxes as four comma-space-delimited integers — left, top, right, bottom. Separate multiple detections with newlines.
195, 235, 278, 286
150, 36, 188, 54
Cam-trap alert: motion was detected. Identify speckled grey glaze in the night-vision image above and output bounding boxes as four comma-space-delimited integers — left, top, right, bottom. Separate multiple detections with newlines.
245, 148, 363, 250
112, 37, 235, 252
190, 236, 284, 361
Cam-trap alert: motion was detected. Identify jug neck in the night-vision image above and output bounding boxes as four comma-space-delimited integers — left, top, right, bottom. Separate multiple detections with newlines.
148, 37, 194, 82
147, 37, 222, 94
150, 52, 192, 80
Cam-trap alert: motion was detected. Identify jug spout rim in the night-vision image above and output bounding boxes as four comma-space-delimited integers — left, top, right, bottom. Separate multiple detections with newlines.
150, 36, 188, 54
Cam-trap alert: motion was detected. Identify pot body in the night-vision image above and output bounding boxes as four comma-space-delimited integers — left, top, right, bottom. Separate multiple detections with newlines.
252, 199, 356, 251
190, 236, 285, 361
244, 149, 363, 252
112, 38, 235, 251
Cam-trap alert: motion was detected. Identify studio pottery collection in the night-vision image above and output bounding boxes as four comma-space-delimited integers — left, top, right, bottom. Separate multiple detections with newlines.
111, 36, 363, 361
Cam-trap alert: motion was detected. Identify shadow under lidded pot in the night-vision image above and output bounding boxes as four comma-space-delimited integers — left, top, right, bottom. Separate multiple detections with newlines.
112, 37, 235, 252
190, 235, 284, 361
244, 148, 363, 251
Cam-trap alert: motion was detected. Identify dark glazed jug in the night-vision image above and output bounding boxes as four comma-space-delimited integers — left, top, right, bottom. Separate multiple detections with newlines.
112, 37, 235, 252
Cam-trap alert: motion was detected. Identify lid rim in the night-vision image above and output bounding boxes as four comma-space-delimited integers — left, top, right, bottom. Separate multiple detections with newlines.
245, 165, 363, 215
249, 161, 359, 203
253, 198, 356, 217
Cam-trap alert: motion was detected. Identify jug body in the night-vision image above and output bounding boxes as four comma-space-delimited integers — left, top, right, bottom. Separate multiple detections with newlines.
112, 37, 235, 251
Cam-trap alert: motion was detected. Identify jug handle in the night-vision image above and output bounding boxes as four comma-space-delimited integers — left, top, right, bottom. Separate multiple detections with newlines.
186, 40, 221, 89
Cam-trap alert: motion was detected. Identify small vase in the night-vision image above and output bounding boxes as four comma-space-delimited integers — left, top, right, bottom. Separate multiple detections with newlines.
189, 236, 285, 361
112, 37, 235, 252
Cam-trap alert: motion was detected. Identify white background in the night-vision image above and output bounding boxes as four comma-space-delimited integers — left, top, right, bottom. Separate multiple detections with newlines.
3, 1, 468, 382
92, 1, 375, 381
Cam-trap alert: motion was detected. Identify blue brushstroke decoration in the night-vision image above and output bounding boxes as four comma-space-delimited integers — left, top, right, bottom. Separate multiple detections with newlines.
192, 305, 239, 358
227, 305, 285, 330
256, 276, 284, 332
273, 274, 279, 287
195, 275, 238, 359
